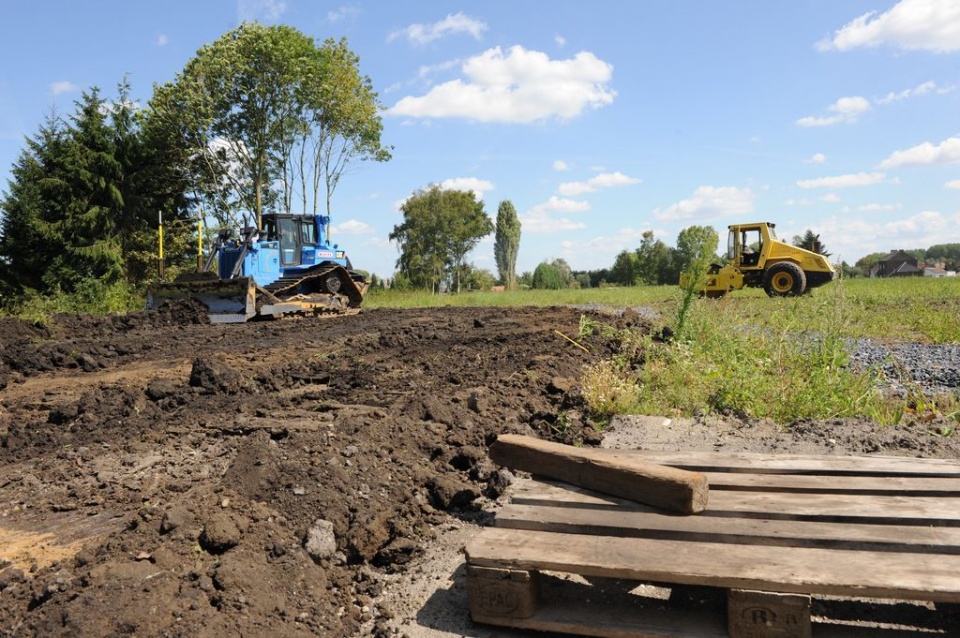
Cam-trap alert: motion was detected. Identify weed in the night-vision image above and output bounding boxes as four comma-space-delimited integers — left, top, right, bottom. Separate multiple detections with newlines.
578, 314, 602, 338
581, 359, 643, 417
550, 411, 573, 437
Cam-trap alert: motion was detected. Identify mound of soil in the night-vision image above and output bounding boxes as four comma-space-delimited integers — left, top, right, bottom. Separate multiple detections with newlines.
0, 304, 956, 637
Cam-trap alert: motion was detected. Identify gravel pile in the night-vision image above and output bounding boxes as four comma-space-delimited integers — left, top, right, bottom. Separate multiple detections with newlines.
848, 340, 960, 397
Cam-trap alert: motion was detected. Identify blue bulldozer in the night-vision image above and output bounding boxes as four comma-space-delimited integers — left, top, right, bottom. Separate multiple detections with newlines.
147, 212, 368, 323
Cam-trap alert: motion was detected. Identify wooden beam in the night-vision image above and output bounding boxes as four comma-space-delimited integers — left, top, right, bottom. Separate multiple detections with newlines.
489, 434, 709, 514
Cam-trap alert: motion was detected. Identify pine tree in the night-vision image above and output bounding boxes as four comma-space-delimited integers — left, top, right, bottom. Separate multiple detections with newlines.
793, 229, 829, 256
0, 80, 194, 300
0, 116, 69, 295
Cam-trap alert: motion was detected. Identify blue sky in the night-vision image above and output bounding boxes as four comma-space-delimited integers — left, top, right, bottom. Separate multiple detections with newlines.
1, 0, 959, 279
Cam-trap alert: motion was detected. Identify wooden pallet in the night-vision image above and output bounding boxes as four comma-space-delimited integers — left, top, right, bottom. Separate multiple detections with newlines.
464, 451, 960, 637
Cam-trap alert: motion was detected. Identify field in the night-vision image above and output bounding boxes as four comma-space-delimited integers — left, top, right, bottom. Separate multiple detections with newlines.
0, 277, 958, 637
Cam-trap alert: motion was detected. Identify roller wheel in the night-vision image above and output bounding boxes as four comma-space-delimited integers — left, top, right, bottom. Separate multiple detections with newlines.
321, 271, 344, 294
763, 262, 806, 297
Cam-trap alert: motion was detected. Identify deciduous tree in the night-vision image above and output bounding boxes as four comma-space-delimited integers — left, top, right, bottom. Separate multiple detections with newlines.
389, 185, 493, 293
675, 225, 719, 272
609, 250, 638, 285
635, 231, 673, 285
150, 24, 389, 231
531, 261, 564, 289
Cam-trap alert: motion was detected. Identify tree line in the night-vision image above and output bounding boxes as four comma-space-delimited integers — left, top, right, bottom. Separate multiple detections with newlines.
0, 23, 389, 309
520, 225, 719, 290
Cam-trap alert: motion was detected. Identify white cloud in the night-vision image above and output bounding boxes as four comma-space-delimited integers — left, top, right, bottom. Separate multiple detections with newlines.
555, 34, 567, 47
818, 0, 960, 53
878, 137, 960, 168
796, 172, 887, 188
821, 193, 841, 203
553, 160, 570, 171
333, 219, 375, 235
557, 171, 640, 196
388, 12, 487, 45
530, 196, 591, 216
946, 180, 960, 189
156, 33, 169, 46
50, 81, 79, 96
859, 203, 902, 211
439, 176, 495, 199
885, 210, 947, 234
557, 182, 592, 196
877, 80, 938, 104
327, 5, 359, 22
237, 0, 287, 22
653, 186, 754, 221
522, 212, 586, 233
819, 210, 960, 263
806, 153, 827, 164
796, 96, 870, 127
389, 45, 615, 124
418, 59, 460, 82
521, 196, 590, 233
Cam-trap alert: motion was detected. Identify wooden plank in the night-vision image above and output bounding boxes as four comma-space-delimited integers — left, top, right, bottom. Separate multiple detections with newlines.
703, 472, 960, 495
490, 434, 710, 514
495, 503, 960, 554
511, 480, 960, 525
607, 450, 960, 477
465, 527, 960, 603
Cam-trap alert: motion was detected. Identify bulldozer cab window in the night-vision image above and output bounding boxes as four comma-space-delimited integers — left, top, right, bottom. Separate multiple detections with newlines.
299, 219, 317, 245
278, 218, 300, 266
262, 218, 278, 242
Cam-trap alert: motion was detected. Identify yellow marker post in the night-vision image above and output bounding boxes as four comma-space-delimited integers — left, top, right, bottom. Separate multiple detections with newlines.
197, 215, 203, 272
158, 211, 164, 280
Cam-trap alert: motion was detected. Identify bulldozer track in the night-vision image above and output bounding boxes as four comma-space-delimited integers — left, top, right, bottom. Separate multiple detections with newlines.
264, 265, 365, 307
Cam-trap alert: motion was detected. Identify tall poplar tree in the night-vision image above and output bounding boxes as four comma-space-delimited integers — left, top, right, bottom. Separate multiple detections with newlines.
493, 200, 521, 290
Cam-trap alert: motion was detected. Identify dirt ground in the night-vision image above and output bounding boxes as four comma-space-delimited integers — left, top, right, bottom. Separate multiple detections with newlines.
1, 303, 958, 637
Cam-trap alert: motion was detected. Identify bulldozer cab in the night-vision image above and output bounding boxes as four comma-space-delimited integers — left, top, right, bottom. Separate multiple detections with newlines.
263, 215, 321, 268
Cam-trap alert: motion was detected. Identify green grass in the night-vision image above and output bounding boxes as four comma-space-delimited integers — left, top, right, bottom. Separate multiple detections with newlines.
368, 277, 960, 343
576, 278, 960, 425
362, 285, 678, 310
1, 280, 143, 325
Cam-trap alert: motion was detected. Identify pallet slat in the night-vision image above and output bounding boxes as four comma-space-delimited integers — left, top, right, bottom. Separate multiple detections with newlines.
607, 450, 960, 477
703, 472, 960, 495
513, 480, 960, 524
465, 527, 960, 603
496, 502, 960, 553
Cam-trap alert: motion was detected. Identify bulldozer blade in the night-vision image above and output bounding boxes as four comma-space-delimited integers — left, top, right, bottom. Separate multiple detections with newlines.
146, 277, 257, 323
